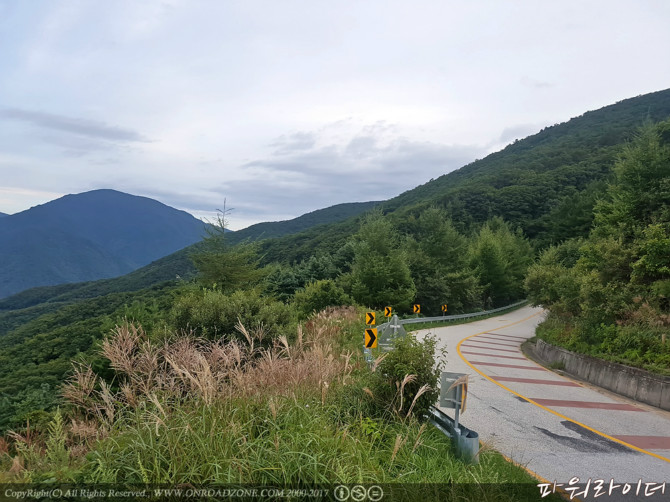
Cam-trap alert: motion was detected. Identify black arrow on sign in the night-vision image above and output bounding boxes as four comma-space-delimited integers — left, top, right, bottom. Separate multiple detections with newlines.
366, 312, 375, 325
365, 328, 377, 348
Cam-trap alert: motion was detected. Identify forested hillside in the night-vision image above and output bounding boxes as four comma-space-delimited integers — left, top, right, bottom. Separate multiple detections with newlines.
2, 88, 670, 436
526, 119, 670, 374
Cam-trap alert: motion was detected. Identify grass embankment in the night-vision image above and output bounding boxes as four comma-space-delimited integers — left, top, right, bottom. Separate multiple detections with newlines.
534, 313, 670, 376
1, 307, 555, 501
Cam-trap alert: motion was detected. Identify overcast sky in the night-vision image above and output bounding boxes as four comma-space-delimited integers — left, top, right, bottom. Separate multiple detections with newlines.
1, 1, 669, 229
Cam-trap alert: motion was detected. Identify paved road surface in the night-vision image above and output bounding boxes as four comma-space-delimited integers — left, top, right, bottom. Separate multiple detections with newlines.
414, 306, 670, 501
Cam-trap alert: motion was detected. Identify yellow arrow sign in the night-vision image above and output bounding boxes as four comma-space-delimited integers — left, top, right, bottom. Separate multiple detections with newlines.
413, 304, 421, 314
365, 311, 376, 325
384, 306, 392, 317
441, 304, 448, 312
365, 328, 378, 349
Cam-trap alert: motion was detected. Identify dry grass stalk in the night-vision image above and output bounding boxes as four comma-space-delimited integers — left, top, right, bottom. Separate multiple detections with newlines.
62, 363, 98, 409
69, 418, 100, 443
0, 437, 9, 456
321, 381, 329, 405
64, 315, 356, 424
406, 384, 431, 418
371, 353, 389, 373
362, 387, 374, 399
389, 434, 406, 465
411, 423, 427, 453
397, 374, 417, 414
9, 456, 24, 475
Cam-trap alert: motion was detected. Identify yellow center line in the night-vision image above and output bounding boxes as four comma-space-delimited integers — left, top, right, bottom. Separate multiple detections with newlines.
456, 311, 670, 466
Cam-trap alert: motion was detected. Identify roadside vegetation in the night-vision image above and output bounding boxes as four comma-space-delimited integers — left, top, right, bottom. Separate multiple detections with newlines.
526, 120, 670, 374
0, 205, 532, 435
0, 308, 549, 500
2, 93, 670, 495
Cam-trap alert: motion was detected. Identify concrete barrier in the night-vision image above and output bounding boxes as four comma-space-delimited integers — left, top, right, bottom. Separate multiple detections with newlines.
531, 339, 670, 411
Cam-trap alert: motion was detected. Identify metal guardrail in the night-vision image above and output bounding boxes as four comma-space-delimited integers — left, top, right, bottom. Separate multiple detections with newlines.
392, 299, 528, 326
427, 406, 479, 464
366, 300, 528, 463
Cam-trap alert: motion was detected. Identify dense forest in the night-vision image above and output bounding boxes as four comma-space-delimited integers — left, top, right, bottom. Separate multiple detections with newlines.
526, 119, 670, 374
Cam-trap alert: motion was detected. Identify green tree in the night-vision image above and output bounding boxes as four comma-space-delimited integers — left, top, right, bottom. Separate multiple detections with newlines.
292, 279, 352, 318
349, 211, 416, 311
469, 218, 532, 307
406, 208, 481, 314
594, 121, 670, 241
190, 210, 265, 292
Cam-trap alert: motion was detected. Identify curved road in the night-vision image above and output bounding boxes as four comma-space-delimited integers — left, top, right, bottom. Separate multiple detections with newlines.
415, 306, 670, 499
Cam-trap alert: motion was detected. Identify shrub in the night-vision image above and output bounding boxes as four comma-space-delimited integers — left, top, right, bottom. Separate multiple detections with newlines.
292, 280, 352, 319
171, 288, 296, 343
369, 334, 444, 420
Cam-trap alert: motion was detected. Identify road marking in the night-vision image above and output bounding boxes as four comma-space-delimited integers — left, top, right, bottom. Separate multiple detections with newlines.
477, 334, 527, 343
460, 351, 528, 361
483, 332, 527, 340
461, 343, 520, 354
493, 376, 581, 387
456, 311, 670, 465
613, 436, 670, 450
529, 398, 646, 412
470, 338, 519, 347
469, 361, 547, 371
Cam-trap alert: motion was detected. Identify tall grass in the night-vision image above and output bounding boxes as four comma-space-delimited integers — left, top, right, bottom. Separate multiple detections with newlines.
1, 306, 554, 500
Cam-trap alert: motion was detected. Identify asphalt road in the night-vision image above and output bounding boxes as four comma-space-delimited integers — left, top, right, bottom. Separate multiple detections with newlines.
414, 306, 670, 501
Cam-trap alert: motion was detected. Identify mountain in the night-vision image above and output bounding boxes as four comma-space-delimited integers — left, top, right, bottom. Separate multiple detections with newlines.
0, 200, 379, 311
2, 88, 670, 433
256, 88, 670, 263
0, 189, 208, 298
225, 201, 379, 245
0, 212, 7, 218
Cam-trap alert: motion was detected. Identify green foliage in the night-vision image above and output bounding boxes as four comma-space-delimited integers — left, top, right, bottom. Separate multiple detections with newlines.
292, 280, 352, 319
45, 408, 69, 468
469, 218, 532, 307
405, 208, 482, 314
349, 211, 416, 311
369, 334, 443, 420
190, 214, 266, 292
171, 288, 295, 342
595, 122, 670, 240
528, 120, 670, 374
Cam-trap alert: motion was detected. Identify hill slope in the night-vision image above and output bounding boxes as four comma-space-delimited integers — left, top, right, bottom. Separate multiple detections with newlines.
257, 88, 670, 263
0, 200, 379, 311
0, 189, 208, 298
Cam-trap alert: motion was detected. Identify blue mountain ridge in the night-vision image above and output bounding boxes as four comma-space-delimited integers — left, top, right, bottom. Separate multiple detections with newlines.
0, 189, 208, 298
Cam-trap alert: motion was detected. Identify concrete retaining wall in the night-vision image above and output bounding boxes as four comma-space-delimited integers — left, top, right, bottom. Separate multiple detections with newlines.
532, 339, 670, 411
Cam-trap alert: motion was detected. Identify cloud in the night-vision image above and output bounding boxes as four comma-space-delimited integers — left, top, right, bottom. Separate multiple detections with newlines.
210, 124, 486, 225
0, 108, 148, 142
521, 76, 553, 89
270, 132, 316, 155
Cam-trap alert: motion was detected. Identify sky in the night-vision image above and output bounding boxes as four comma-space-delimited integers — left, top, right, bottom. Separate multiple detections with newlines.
1, 1, 669, 230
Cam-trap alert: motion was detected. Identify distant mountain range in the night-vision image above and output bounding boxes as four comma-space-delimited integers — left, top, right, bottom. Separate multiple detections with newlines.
0, 190, 208, 298
2, 88, 670, 304
0, 191, 379, 300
